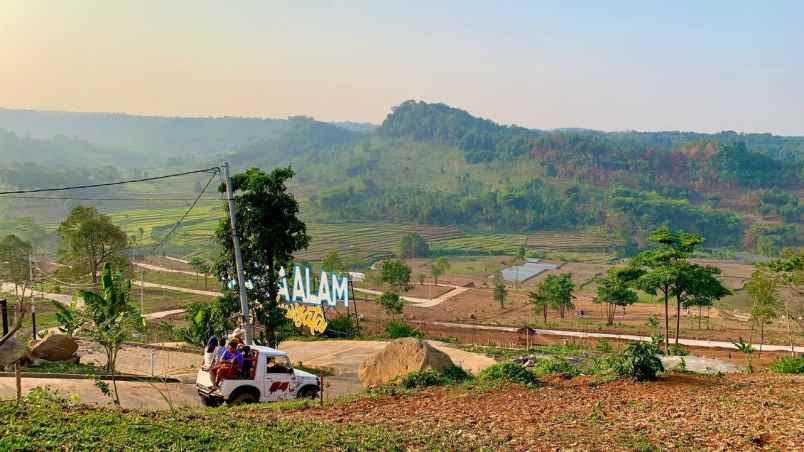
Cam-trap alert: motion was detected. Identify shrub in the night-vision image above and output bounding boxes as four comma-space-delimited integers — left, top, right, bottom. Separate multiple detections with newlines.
398, 365, 472, 389
385, 320, 424, 339
441, 364, 472, 383
610, 341, 664, 381
534, 358, 580, 378
477, 363, 538, 386
323, 313, 360, 338
667, 343, 689, 356
596, 340, 614, 353
400, 369, 444, 388
768, 356, 804, 374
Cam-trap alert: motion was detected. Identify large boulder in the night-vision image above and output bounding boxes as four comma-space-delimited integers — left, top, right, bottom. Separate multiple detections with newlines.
30, 334, 78, 362
359, 338, 455, 387
0, 337, 28, 367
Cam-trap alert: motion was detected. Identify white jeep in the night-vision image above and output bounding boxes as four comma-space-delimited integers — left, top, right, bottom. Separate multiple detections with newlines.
196, 345, 320, 406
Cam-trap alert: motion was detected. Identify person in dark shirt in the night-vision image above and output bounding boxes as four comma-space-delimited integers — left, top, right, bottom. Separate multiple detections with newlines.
211, 340, 243, 386
239, 346, 254, 379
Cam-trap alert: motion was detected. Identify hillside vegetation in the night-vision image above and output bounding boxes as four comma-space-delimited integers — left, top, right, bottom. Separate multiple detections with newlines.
0, 101, 801, 256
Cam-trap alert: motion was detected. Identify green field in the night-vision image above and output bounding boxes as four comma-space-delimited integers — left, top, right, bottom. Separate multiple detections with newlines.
98, 204, 620, 265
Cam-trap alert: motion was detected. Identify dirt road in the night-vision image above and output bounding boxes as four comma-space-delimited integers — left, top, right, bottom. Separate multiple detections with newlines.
416, 320, 804, 353
354, 285, 469, 307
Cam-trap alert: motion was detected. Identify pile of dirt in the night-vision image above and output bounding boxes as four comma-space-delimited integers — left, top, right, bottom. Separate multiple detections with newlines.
359, 338, 455, 387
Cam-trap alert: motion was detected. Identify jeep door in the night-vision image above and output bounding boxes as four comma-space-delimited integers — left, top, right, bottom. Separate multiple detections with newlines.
262, 355, 295, 401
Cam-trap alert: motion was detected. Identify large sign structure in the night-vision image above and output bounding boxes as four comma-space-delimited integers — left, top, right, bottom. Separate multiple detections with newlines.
277, 266, 350, 334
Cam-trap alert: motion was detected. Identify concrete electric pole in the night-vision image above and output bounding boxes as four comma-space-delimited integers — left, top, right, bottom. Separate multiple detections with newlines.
222, 162, 253, 345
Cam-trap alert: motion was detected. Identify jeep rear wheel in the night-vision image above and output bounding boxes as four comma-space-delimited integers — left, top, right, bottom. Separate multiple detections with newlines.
228, 391, 258, 406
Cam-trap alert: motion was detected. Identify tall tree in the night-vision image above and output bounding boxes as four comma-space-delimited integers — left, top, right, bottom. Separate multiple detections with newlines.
377, 291, 403, 320
214, 167, 310, 347
0, 234, 32, 301
380, 259, 412, 292
57, 206, 129, 287
529, 273, 575, 323
594, 268, 639, 326
398, 233, 430, 258
631, 226, 701, 353
430, 257, 450, 285
671, 263, 730, 341
746, 270, 780, 355
493, 272, 507, 310
321, 250, 347, 274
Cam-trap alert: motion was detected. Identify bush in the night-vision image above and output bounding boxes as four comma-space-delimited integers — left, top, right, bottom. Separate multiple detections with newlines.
477, 363, 538, 386
596, 340, 614, 353
666, 343, 689, 356
610, 341, 664, 381
400, 369, 444, 389
768, 356, 804, 374
534, 358, 580, 378
385, 320, 424, 339
323, 314, 360, 338
398, 365, 472, 389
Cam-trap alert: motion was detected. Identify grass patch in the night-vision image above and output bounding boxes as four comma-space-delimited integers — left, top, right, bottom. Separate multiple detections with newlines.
1, 387, 478, 450
768, 356, 804, 374
476, 362, 538, 387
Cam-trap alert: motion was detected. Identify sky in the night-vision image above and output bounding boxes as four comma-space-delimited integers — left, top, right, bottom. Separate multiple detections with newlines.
2, 0, 803, 135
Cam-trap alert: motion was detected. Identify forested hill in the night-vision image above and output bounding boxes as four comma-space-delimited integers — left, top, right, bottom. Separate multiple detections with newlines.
0, 101, 801, 255
379, 101, 803, 189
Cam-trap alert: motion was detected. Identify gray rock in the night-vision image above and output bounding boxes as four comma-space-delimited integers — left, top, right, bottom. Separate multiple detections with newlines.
0, 337, 28, 366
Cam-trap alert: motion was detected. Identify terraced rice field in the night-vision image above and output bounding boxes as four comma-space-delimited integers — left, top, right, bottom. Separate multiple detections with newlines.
431, 231, 621, 254
108, 203, 222, 247
296, 223, 462, 262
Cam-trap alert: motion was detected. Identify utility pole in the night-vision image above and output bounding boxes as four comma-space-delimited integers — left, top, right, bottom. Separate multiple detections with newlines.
140, 268, 145, 314
222, 162, 253, 345
28, 252, 36, 339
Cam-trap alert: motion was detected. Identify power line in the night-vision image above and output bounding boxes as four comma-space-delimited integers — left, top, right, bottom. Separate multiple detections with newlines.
0, 167, 220, 195
0, 195, 221, 201
151, 173, 219, 255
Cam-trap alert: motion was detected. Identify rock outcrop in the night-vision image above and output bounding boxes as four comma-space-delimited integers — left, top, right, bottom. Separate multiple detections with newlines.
359, 337, 455, 387
30, 334, 78, 362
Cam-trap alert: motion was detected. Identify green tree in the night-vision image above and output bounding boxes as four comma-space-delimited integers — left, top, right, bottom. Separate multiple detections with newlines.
321, 250, 346, 273
380, 259, 412, 292
214, 167, 310, 347
377, 291, 403, 319
398, 233, 429, 258
189, 257, 211, 289
57, 206, 129, 287
746, 270, 780, 355
173, 295, 240, 346
52, 299, 85, 337
79, 263, 144, 404
672, 263, 730, 337
493, 272, 507, 310
765, 249, 803, 344
631, 226, 701, 353
0, 234, 32, 301
529, 273, 574, 323
594, 268, 639, 326
430, 257, 450, 285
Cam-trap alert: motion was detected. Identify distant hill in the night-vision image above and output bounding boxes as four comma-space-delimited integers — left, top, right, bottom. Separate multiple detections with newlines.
0, 101, 801, 255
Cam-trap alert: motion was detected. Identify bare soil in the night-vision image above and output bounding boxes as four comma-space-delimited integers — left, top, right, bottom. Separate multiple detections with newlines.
284, 372, 804, 450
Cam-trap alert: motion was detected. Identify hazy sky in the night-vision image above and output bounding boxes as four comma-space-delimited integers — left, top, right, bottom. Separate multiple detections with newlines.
2, 1, 803, 134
